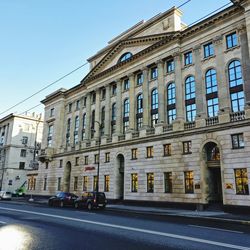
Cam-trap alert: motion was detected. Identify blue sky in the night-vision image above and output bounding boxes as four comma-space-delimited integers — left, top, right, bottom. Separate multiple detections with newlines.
0, 0, 232, 118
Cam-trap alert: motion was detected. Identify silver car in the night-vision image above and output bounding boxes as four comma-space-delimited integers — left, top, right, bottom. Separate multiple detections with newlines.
0, 191, 12, 200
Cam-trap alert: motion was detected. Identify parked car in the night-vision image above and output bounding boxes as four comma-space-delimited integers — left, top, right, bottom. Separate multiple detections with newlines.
74, 192, 107, 210
48, 192, 78, 207
0, 191, 12, 200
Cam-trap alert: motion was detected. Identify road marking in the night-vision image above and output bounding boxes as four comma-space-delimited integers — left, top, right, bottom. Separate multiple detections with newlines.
0, 206, 249, 250
189, 225, 243, 234
0, 220, 6, 224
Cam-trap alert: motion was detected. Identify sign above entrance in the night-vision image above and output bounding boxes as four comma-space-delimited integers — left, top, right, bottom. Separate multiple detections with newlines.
85, 166, 95, 171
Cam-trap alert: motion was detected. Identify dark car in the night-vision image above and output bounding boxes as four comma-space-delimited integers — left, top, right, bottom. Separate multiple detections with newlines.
74, 192, 107, 210
48, 192, 78, 207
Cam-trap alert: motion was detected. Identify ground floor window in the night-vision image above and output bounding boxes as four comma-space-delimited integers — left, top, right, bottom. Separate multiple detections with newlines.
104, 175, 110, 192
164, 172, 172, 193
83, 176, 88, 191
234, 168, 249, 195
74, 177, 78, 191
147, 173, 154, 193
184, 171, 194, 193
27, 177, 36, 191
131, 173, 138, 192
57, 177, 61, 191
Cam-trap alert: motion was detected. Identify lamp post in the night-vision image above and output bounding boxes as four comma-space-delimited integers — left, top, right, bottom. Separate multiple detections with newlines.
94, 121, 101, 193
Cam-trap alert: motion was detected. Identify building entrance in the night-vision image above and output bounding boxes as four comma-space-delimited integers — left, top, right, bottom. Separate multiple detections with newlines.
117, 154, 124, 200
63, 161, 71, 192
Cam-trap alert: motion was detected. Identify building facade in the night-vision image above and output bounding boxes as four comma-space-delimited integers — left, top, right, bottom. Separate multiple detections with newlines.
35, 0, 250, 208
0, 113, 43, 193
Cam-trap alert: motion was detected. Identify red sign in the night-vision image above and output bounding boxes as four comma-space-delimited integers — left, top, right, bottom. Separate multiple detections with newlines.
85, 166, 95, 171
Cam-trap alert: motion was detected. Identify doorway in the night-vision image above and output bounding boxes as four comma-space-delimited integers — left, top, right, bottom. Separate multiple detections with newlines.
117, 154, 124, 200
63, 161, 71, 192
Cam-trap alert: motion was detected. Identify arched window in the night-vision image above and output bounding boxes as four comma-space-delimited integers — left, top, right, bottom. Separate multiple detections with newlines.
167, 83, 176, 124
74, 116, 79, 144
123, 99, 130, 133
136, 94, 143, 130
185, 76, 196, 122
205, 69, 219, 117
151, 88, 158, 126
228, 60, 244, 112
111, 103, 116, 135
82, 113, 86, 140
101, 107, 105, 136
118, 52, 132, 63
66, 118, 71, 145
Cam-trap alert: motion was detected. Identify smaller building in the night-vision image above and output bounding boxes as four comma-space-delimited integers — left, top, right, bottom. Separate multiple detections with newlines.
0, 113, 43, 194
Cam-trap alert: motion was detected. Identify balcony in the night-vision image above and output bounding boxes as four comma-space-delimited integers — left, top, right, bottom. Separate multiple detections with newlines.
184, 121, 196, 130
206, 116, 219, 126
163, 124, 173, 132
39, 148, 55, 162
146, 128, 155, 135
118, 135, 125, 141
230, 111, 245, 122
132, 131, 139, 138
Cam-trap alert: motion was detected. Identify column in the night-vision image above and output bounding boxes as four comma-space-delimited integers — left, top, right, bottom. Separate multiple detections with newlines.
94, 88, 101, 139
214, 36, 230, 112
104, 84, 111, 137
194, 45, 206, 127
174, 52, 184, 120
128, 73, 135, 131
239, 26, 250, 106
214, 35, 230, 123
84, 93, 91, 140
142, 67, 150, 128
157, 60, 165, 124
115, 80, 122, 135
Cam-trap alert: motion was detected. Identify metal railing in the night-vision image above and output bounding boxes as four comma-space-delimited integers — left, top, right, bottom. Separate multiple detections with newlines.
184, 121, 196, 130
230, 111, 245, 122
206, 116, 219, 126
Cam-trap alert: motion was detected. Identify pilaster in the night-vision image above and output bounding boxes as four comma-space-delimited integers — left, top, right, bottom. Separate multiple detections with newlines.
157, 60, 165, 124
128, 73, 135, 131
115, 79, 122, 135
142, 67, 150, 128
104, 84, 111, 137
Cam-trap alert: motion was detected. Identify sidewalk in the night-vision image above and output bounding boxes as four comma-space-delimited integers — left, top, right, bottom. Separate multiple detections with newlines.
9, 196, 250, 225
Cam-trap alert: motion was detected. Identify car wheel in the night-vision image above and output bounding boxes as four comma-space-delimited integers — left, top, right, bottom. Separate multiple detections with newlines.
87, 202, 92, 211
74, 202, 79, 209
60, 201, 64, 208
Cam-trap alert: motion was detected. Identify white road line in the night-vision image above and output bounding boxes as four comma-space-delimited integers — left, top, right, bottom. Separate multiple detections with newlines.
189, 224, 243, 234
0, 206, 249, 250
0, 220, 6, 224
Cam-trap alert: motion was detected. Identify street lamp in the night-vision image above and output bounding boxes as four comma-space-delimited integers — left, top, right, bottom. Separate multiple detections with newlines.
93, 121, 101, 193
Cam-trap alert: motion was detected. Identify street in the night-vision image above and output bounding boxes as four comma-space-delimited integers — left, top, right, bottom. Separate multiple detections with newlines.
0, 201, 250, 250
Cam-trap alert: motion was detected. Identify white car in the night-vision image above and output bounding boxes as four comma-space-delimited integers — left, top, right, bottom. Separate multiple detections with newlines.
0, 191, 12, 200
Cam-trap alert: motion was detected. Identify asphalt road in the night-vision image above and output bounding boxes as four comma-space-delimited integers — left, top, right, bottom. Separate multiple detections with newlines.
0, 202, 250, 250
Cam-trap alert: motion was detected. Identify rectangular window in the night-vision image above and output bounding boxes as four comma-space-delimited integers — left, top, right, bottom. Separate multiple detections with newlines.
184, 51, 192, 66
131, 148, 138, 160
74, 177, 78, 191
22, 136, 28, 145
43, 178, 47, 191
101, 88, 106, 100
83, 97, 87, 107
47, 125, 53, 147
76, 100, 80, 110
112, 84, 117, 95
50, 108, 55, 117
164, 172, 173, 193
150, 67, 158, 80
137, 72, 143, 85
226, 32, 238, 49
146, 146, 154, 158
93, 176, 98, 191
75, 157, 79, 166
19, 162, 25, 170
167, 59, 174, 73
94, 154, 99, 164
234, 168, 249, 195
124, 79, 130, 91
45, 162, 49, 169
184, 171, 194, 193
163, 144, 171, 156
57, 177, 61, 191
92, 92, 96, 104
186, 103, 196, 122
207, 98, 219, 117
68, 103, 72, 113
20, 149, 27, 157
104, 175, 110, 192
231, 133, 244, 149
131, 173, 138, 192
84, 156, 89, 165
105, 152, 110, 163
183, 141, 192, 154
203, 42, 214, 58
147, 173, 154, 193
83, 176, 88, 191
59, 159, 63, 168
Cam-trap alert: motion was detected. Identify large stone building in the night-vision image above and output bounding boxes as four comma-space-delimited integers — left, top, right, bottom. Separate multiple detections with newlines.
0, 113, 43, 193
34, 0, 250, 209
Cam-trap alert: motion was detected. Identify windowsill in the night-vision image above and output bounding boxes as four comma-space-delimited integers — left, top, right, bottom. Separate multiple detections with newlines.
131, 191, 138, 193
149, 77, 158, 82
104, 161, 110, 163
146, 156, 154, 159
225, 45, 240, 53
202, 55, 216, 62
232, 147, 244, 150
165, 71, 175, 76
182, 63, 194, 70
163, 154, 171, 157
